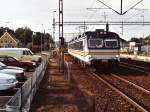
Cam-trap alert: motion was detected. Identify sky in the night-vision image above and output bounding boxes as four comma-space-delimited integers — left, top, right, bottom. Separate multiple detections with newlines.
0, 0, 150, 41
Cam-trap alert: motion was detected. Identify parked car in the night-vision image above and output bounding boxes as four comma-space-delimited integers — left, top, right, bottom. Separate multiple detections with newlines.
0, 55, 36, 71
0, 73, 18, 90
0, 62, 24, 71
0, 48, 42, 64
0, 65, 26, 82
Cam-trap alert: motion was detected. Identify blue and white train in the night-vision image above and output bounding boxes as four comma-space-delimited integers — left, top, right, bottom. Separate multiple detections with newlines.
68, 29, 120, 68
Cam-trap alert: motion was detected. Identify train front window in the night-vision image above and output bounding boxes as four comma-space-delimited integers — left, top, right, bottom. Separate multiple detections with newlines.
105, 39, 118, 48
88, 39, 103, 48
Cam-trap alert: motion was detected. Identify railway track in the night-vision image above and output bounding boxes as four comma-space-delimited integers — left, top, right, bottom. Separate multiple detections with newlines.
69, 66, 147, 112
98, 73, 150, 111
120, 62, 150, 75
89, 59, 150, 112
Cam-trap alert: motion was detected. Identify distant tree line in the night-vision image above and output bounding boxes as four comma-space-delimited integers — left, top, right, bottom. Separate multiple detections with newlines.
0, 27, 54, 51
130, 36, 150, 45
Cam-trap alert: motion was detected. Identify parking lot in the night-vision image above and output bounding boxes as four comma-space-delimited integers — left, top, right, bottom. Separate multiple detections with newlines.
0, 52, 50, 111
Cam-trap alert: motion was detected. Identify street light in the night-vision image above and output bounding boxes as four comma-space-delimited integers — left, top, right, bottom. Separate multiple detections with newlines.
53, 11, 56, 43
47, 29, 51, 50
32, 32, 36, 51
41, 24, 43, 53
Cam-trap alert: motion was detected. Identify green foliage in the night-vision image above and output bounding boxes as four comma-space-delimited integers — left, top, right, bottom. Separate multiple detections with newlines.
130, 36, 150, 45
15, 27, 32, 46
0, 26, 54, 51
0, 27, 15, 36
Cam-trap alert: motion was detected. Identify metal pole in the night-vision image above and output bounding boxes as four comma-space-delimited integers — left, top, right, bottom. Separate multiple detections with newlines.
32, 32, 34, 51
41, 24, 43, 53
121, 0, 123, 15
59, 0, 64, 73
53, 11, 56, 42
24, 30, 26, 47
43, 29, 45, 51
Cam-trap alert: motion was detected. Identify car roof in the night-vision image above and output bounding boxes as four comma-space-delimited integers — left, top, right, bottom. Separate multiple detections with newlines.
0, 48, 29, 51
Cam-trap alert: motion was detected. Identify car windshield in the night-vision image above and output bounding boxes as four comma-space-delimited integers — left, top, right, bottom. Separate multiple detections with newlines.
28, 50, 34, 55
105, 39, 118, 48
12, 57, 19, 61
0, 62, 6, 68
88, 39, 103, 48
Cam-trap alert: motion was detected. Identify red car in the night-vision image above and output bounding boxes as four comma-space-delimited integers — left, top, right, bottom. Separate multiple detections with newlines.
0, 55, 36, 71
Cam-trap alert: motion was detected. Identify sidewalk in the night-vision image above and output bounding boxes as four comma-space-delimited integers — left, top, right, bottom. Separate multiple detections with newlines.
30, 56, 92, 112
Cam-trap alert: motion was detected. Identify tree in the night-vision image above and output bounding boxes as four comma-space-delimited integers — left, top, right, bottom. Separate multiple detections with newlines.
0, 27, 15, 36
33, 32, 41, 45
15, 27, 32, 47
130, 37, 140, 43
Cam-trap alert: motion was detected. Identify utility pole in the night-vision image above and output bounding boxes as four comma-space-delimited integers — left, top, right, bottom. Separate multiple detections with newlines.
53, 11, 56, 42
59, 0, 64, 73
121, 0, 123, 15
43, 29, 45, 51
32, 32, 36, 51
101, 12, 107, 22
41, 24, 43, 53
120, 21, 124, 35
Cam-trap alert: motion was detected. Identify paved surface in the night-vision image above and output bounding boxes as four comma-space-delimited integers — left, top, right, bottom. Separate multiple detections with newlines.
30, 56, 92, 112
120, 54, 150, 62
0, 97, 11, 109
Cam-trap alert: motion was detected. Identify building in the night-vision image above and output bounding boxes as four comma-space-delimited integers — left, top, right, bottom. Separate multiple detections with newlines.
0, 31, 19, 48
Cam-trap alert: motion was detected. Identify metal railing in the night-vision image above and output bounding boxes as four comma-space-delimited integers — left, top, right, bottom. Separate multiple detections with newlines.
5, 54, 50, 112
65, 62, 72, 84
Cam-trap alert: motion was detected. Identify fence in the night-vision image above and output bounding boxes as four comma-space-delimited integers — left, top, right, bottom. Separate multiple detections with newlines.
5, 54, 50, 112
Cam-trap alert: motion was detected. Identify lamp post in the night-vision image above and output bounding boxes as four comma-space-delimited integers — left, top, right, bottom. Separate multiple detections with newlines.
41, 24, 43, 53
53, 11, 56, 43
32, 32, 36, 51
24, 29, 26, 47
48, 29, 51, 50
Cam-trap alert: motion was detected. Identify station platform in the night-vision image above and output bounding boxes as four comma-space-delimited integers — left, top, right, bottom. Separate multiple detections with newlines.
30, 55, 93, 112
120, 54, 150, 62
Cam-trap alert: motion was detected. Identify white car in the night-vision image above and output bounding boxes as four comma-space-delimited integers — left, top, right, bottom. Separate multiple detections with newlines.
0, 73, 18, 90
0, 62, 24, 71
0, 65, 26, 81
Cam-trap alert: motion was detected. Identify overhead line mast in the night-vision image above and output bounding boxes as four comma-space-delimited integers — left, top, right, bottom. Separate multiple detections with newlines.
59, 0, 64, 73
97, 0, 143, 15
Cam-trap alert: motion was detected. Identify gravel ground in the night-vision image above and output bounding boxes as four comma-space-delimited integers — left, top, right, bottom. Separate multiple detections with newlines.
30, 56, 92, 112
101, 74, 150, 111
115, 66, 150, 91
30, 54, 149, 112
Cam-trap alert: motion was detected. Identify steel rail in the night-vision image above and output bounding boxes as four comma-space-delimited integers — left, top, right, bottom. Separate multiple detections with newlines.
90, 72, 149, 112
111, 73, 150, 94
120, 62, 150, 72
120, 63, 150, 75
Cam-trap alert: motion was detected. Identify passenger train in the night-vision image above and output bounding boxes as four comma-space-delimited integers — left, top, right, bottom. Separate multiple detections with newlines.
68, 29, 120, 69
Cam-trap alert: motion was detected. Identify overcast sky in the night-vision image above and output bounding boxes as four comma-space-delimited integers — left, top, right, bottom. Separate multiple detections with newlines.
0, 0, 150, 41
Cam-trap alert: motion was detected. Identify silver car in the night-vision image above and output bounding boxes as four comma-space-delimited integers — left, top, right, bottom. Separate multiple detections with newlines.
0, 73, 18, 90
0, 64, 26, 81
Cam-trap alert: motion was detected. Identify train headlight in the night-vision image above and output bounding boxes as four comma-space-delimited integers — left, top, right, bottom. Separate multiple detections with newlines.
115, 55, 120, 58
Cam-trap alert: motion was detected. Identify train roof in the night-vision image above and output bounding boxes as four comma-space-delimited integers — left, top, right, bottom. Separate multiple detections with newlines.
69, 29, 120, 43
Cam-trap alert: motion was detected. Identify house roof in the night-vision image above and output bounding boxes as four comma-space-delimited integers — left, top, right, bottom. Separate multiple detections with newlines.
0, 31, 19, 44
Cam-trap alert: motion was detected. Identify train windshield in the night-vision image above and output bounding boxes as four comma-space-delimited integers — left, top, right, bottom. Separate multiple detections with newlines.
88, 39, 103, 48
104, 39, 118, 48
